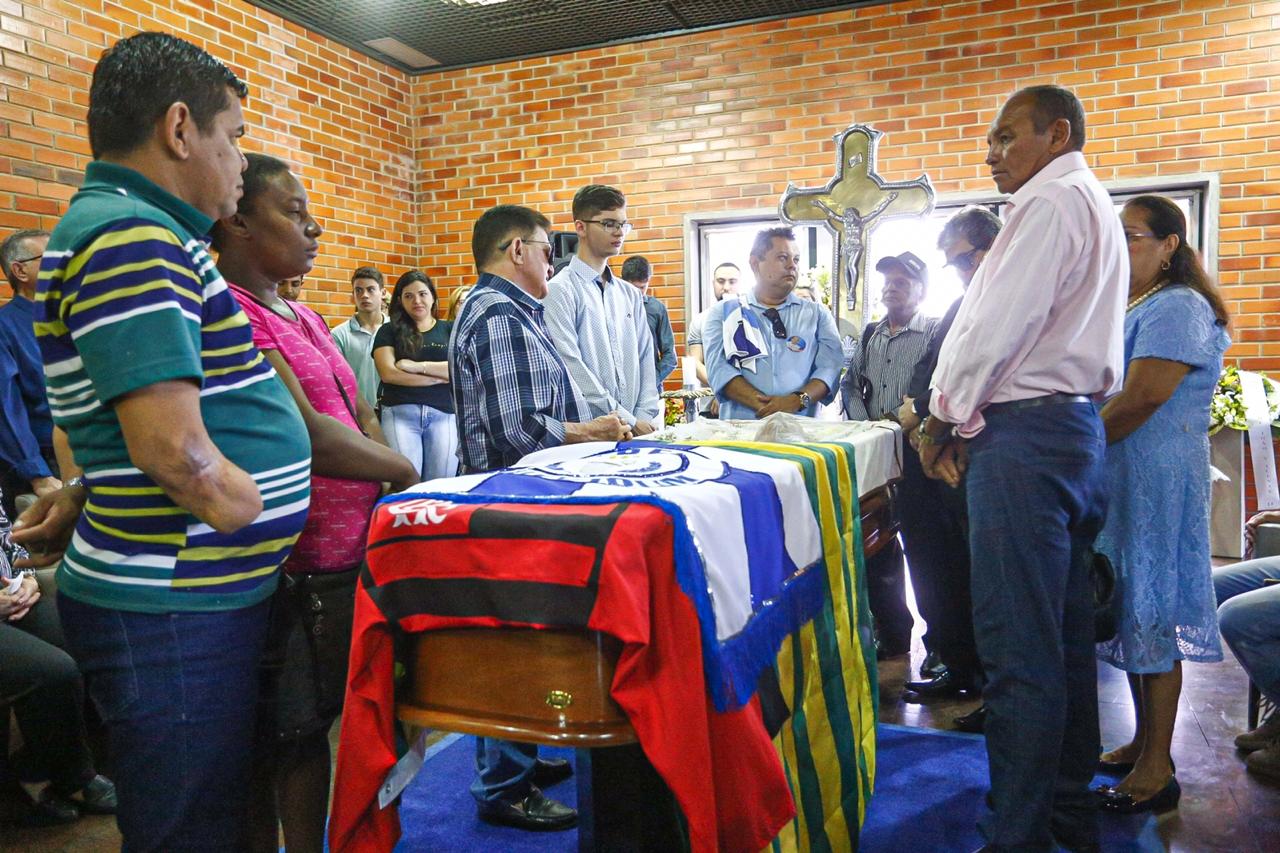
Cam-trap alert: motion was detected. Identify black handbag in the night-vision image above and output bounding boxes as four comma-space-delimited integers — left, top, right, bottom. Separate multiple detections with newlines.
1090, 548, 1120, 643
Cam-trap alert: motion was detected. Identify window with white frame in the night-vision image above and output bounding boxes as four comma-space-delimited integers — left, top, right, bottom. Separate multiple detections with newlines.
685, 178, 1214, 331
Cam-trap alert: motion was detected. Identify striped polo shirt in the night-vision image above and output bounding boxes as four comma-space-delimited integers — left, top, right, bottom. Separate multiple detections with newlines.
35, 161, 311, 613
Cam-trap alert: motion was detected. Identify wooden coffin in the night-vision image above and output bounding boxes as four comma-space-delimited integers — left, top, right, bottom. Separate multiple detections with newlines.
395, 483, 896, 742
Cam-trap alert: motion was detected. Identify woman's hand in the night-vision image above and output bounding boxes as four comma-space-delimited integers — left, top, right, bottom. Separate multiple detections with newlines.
394, 358, 422, 375
0, 574, 40, 621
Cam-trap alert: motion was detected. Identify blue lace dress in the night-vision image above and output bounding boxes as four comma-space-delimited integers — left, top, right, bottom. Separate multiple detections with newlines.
1096, 285, 1228, 673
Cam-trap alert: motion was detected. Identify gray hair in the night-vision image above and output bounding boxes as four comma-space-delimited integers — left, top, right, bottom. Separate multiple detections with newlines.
938, 207, 1001, 252
1, 229, 50, 286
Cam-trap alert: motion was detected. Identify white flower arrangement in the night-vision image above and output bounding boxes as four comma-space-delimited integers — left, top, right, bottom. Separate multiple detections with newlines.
1209, 365, 1280, 435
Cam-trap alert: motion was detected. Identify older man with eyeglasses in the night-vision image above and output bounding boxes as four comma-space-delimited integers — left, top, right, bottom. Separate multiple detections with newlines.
892, 208, 1003, 727
703, 226, 842, 421
0, 228, 60, 520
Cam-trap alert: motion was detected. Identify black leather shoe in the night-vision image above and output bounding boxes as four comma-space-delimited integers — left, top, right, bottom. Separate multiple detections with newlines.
24, 789, 80, 826
953, 704, 988, 733
55, 774, 118, 815
531, 757, 573, 788
1096, 777, 1181, 814
903, 668, 980, 701
920, 650, 946, 679
477, 786, 578, 831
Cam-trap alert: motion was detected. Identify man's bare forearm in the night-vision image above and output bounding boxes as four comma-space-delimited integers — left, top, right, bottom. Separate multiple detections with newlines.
115, 382, 263, 533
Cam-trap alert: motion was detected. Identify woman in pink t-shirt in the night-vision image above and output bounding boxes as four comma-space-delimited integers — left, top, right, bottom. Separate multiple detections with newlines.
213, 153, 418, 853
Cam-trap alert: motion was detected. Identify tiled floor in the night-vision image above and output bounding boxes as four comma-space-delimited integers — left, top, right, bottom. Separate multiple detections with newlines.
6, 610, 1280, 851
879, 639, 1280, 852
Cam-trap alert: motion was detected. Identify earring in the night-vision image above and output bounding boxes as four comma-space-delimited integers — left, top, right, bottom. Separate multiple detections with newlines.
1160, 260, 1171, 271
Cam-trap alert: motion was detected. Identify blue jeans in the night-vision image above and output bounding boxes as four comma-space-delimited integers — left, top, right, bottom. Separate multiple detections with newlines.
57, 595, 271, 852
1214, 556, 1280, 706
965, 401, 1107, 852
380, 403, 459, 482
471, 737, 537, 804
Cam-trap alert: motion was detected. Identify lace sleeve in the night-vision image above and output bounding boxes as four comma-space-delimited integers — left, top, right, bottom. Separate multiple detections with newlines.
1130, 286, 1223, 371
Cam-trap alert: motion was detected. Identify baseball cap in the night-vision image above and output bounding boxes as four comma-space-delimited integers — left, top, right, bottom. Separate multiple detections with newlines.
875, 251, 928, 284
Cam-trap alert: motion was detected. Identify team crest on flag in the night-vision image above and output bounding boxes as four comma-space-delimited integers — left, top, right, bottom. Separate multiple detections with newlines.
520, 445, 727, 489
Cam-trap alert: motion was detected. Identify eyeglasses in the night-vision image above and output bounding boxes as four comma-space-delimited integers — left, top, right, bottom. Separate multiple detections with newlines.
1125, 232, 1157, 244
582, 219, 632, 235
500, 237, 554, 263
523, 239, 553, 262
14, 254, 42, 265
944, 248, 981, 271
762, 307, 787, 339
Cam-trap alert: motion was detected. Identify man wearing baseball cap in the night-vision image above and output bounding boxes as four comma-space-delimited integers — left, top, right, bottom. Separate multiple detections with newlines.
841, 250, 938, 661
841, 251, 936, 422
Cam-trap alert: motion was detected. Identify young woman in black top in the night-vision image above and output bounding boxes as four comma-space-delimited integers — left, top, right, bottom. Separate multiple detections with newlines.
372, 271, 458, 481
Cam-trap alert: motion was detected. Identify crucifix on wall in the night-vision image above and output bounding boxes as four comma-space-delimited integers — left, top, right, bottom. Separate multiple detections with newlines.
780, 125, 934, 326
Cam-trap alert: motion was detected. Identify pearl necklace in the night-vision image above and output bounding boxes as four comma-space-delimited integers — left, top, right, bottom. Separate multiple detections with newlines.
1127, 282, 1167, 312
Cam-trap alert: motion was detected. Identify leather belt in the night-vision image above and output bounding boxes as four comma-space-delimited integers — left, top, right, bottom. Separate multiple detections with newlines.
984, 393, 1092, 415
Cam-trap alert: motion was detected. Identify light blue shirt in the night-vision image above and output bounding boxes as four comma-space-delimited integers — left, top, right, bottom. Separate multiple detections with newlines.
543, 255, 660, 427
705, 290, 843, 421
330, 313, 387, 409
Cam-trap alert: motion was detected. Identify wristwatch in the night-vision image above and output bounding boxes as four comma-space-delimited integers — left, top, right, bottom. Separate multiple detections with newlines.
916, 418, 952, 447
797, 391, 812, 410
66, 475, 86, 490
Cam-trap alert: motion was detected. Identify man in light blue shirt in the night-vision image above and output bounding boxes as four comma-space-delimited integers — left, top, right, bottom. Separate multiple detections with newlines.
544, 185, 660, 433
705, 227, 842, 420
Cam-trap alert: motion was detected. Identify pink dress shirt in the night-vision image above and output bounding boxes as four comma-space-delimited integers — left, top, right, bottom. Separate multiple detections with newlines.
931, 151, 1128, 437
230, 283, 380, 574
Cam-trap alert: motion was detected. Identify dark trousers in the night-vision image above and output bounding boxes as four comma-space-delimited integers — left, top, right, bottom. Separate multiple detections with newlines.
865, 533, 913, 656
58, 594, 271, 852
0, 570, 95, 789
898, 447, 979, 675
965, 402, 1106, 852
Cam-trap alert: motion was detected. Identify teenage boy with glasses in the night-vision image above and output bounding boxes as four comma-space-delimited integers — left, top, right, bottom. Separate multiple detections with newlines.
543, 185, 661, 435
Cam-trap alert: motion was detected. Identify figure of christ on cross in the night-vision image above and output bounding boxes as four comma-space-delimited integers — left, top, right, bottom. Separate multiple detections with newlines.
810, 192, 899, 312
780, 125, 934, 319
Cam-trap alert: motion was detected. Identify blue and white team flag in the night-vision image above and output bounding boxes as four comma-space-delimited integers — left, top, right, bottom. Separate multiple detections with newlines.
722, 297, 768, 373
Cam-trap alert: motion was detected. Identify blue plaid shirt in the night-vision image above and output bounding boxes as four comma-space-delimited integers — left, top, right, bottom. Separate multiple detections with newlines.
450, 273, 586, 472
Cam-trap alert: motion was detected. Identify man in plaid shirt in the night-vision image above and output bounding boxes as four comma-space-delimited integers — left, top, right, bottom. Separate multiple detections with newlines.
448, 203, 629, 830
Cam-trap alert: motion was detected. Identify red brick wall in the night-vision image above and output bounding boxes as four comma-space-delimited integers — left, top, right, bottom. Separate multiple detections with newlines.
0, 0, 418, 318
1, 0, 1277, 346
413, 0, 1280, 360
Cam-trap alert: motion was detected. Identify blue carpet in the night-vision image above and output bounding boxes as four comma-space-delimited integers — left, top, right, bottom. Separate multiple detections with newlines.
862, 725, 1163, 852
393, 726, 1163, 851
395, 734, 577, 852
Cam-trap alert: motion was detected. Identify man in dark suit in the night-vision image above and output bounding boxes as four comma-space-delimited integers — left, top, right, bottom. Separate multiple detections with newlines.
895, 207, 1001, 727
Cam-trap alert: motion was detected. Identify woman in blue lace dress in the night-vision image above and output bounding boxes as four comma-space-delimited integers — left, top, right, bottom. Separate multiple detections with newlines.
1093, 195, 1231, 814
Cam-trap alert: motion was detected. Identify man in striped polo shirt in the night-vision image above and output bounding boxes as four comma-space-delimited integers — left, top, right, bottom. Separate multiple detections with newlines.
30, 33, 311, 851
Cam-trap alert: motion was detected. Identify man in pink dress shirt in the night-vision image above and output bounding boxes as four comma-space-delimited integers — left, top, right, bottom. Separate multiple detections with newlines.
917, 85, 1128, 852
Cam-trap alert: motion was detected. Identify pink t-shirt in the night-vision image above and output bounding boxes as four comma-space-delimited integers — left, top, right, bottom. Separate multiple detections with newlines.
230, 283, 379, 574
